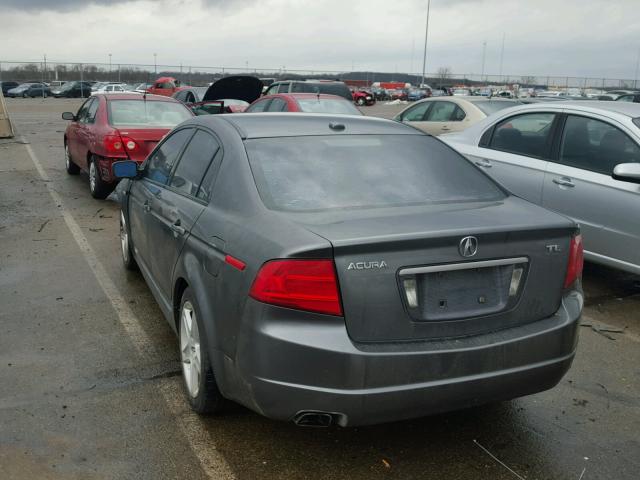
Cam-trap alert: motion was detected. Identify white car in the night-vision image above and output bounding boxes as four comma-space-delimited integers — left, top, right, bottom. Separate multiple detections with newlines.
442, 101, 640, 274
91, 84, 129, 95
393, 97, 520, 136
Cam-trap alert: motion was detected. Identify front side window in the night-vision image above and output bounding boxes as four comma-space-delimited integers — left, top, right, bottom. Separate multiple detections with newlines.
169, 130, 220, 198
76, 98, 94, 122
616, 95, 634, 103
86, 98, 99, 123
246, 135, 505, 212
400, 102, 430, 122
558, 115, 640, 174
277, 83, 290, 93
489, 112, 556, 158
145, 128, 193, 185
264, 84, 279, 96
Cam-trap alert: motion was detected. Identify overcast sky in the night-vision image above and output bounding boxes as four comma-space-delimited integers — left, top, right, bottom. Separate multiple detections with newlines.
1, 0, 638, 79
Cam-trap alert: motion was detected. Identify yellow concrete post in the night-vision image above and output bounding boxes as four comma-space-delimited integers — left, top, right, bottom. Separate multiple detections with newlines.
0, 91, 14, 138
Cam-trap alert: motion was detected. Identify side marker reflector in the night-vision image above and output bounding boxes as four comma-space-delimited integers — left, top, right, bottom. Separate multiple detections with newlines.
225, 255, 246, 271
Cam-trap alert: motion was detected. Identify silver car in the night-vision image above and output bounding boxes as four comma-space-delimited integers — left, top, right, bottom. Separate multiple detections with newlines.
443, 101, 640, 275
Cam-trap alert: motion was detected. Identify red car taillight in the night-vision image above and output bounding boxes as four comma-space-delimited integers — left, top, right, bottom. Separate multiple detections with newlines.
103, 135, 128, 157
121, 136, 139, 152
249, 259, 343, 316
564, 234, 584, 289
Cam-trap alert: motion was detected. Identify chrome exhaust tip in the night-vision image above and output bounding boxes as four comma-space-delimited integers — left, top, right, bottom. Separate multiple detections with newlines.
293, 411, 336, 427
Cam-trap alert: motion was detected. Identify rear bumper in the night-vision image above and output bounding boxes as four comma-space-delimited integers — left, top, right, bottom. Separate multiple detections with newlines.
231, 291, 582, 426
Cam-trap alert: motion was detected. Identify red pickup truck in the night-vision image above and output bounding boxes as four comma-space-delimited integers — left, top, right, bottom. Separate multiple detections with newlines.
146, 77, 187, 97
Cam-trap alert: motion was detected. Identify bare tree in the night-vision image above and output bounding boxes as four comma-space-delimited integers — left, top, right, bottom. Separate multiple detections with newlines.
520, 75, 537, 86
437, 67, 452, 87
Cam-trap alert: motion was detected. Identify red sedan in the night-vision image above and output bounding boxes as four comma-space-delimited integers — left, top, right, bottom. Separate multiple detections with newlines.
62, 93, 193, 199
245, 93, 362, 115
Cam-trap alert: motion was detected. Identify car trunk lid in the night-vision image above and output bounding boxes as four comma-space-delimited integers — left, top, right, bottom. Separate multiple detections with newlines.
115, 127, 170, 162
294, 197, 575, 342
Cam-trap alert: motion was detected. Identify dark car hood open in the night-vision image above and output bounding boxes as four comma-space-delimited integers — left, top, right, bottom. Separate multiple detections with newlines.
202, 76, 263, 103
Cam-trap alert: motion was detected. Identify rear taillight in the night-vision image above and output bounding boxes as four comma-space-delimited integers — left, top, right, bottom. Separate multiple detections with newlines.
249, 259, 343, 316
564, 234, 584, 289
121, 136, 138, 152
103, 135, 128, 157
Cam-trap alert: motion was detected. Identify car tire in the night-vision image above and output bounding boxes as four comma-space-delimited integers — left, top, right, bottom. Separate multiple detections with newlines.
88, 156, 114, 200
178, 287, 225, 414
356, 97, 366, 106
64, 142, 80, 175
119, 210, 137, 271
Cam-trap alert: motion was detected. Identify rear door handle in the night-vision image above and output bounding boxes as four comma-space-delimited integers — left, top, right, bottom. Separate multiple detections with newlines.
474, 159, 492, 168
552, 177, 575, 188
170, 219, 186, 236
441, 126, 451, 131
143, 201, 151, 213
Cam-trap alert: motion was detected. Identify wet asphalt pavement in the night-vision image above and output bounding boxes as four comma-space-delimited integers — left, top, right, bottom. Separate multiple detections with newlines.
0, 97, 638, 480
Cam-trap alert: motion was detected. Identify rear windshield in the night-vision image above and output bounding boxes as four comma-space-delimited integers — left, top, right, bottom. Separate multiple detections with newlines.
291, 82, 352, 100
470, 100, 521, 115
246, 135, 505, 212
107, 100, 192, 127
297, 98, 361, 115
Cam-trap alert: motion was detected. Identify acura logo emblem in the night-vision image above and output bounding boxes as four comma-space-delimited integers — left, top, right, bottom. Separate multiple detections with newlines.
459, 236, 478, 257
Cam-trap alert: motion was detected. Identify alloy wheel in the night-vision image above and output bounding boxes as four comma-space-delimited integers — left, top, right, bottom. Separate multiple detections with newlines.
89, 161, 97, 193
180, 301, 201, 398
120, 212, 129, 264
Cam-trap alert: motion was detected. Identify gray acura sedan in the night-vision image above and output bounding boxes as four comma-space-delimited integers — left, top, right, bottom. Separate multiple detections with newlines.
114, 113, 583, 427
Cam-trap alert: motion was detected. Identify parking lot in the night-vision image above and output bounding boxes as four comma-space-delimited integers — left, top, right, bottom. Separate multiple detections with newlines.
1, 97, 639, 480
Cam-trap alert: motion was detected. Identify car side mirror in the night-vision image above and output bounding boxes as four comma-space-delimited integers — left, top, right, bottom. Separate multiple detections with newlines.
62, 112, 76, 121
612, 163, 640, 184
113, 160, 139, 179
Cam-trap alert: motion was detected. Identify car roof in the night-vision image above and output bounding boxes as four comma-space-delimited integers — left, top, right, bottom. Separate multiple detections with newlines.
267, 93, 351, 100
195, 113, 422, 139
514, 100, 640, 118
100, 93, 178, 102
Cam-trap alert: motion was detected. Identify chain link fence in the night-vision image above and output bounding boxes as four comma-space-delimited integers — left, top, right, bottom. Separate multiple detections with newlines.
1, 60, 638, 92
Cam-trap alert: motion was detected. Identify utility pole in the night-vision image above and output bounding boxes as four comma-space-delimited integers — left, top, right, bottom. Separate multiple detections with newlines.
420, 0, 431, 88
42, 54, 47, 99
499, 33, 505, 81
481, 41, 487, 81
153, 53, 157, 74
410, 37, 415, 82
634, 47, 640, 89
108, 53, 112, 81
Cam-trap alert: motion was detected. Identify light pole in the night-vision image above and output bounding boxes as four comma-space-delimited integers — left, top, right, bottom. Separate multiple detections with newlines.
481, 41, 487, 81
108, 53, 112, 81
420, 0, 431, 88
634, 47, 640, 89
499, 33, 505, 82
153, 53, 157, 74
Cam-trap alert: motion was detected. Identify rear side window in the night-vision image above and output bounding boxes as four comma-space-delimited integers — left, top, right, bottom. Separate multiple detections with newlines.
425, 101, 457, 121
245, 135, 505, 212
489, 112, 556, 158
558, 115, 640, 174
267, 98, 288, 112
169, 130, 220, 198
145, 128, 193, 185
246, 99, 271, 113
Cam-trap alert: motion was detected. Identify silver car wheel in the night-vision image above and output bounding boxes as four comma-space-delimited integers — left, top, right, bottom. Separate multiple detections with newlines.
89, 161, 97, 193
120, 212, 129, 264
180, 301, 201, 398
65, 144, 71, 169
